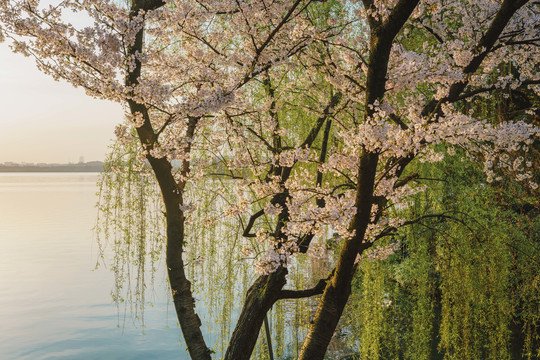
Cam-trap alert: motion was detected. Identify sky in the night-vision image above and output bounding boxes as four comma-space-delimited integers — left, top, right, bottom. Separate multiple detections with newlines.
0, 43, 124, 164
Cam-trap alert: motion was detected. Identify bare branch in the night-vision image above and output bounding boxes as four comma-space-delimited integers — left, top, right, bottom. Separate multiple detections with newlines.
243, 209, 265, 238
278, 273, 332, 300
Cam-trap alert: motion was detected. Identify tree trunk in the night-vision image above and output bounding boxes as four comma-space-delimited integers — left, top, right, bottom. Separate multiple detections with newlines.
298, 152, 379, 360
125, 3, 212, 358
223, 267, 288, 360
298, 1, 421, 357
144, 155, 213, 360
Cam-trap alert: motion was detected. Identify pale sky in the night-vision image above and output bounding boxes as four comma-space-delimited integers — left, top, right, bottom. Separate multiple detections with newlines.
0, 43, 124, 164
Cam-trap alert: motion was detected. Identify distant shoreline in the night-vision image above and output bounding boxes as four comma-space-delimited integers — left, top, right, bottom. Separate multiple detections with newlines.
0, 162, 104, 173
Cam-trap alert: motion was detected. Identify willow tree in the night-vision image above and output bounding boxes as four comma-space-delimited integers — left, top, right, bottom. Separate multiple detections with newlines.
344, 149, 538, 360
1, 0, 539, 359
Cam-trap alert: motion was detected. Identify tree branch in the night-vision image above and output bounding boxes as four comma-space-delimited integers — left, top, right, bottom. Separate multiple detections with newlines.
453, 79, 540, 102
255, 0, 304, 60
300, 92, 342, 148
422, 0, 530, 117
243, 209, 265, 238
278, 273, 332, 300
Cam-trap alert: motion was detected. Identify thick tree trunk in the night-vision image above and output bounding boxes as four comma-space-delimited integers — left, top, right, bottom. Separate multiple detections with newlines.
298, 152, 379, 360
223, 267, 287, 360
125, 2, 211, 358
298, 2, 421, 358
164, 203, 212, 360
146, 153, 213, 360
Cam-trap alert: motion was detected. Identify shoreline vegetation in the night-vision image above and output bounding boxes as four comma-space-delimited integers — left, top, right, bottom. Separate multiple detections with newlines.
0, 161, 104, 172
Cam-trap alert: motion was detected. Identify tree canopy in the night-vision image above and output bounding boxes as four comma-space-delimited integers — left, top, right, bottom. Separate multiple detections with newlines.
1, 0, 538, 359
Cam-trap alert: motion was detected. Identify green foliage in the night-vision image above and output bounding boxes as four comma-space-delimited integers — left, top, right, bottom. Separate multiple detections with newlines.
95, 138, 166, 324
95, 137, 335, 358
344, 152, 539, 360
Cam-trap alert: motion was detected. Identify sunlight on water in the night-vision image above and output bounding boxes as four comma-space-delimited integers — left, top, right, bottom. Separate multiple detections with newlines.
0, 173, 184, 360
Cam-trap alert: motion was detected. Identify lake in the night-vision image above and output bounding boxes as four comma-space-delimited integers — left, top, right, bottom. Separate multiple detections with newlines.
0, 172, 342, 360
0, 173, 187, 359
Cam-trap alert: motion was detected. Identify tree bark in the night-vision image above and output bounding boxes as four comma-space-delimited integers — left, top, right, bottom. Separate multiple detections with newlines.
132, 106, 213, 360
223, 267, 288, 360
298, 151, 379, 360
125, 2, 212, 359
298, 1, 420, 358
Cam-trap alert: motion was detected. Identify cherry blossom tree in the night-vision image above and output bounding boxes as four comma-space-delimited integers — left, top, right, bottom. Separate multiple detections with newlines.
290, 1, 539, 358
1, 0, 538, 359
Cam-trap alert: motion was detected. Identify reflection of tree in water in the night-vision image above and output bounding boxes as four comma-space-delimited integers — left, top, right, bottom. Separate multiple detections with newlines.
94, 141, 352, 359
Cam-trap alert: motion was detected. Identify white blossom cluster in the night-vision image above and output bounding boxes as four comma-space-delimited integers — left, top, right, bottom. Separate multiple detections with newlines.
356, 241, 402, 265
1, 0, 539, 276
231, 0, 539, 274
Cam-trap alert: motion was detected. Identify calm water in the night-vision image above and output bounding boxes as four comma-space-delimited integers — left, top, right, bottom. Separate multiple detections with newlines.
0, 173, 186, 359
